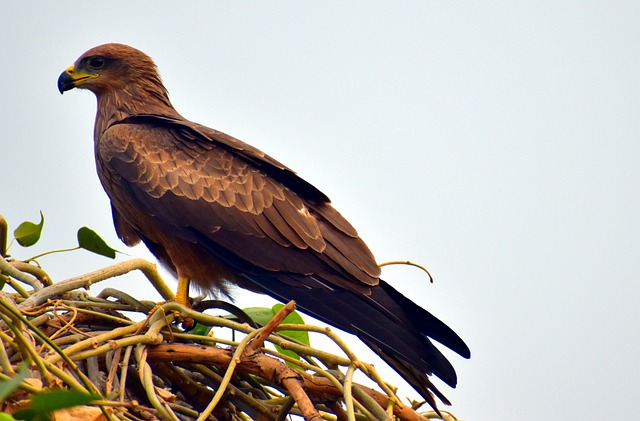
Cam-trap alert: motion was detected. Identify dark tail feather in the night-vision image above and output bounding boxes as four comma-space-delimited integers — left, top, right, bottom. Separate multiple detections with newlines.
377, 280, 471, 359
352, 317, 458, 387
241, 272, 469, 409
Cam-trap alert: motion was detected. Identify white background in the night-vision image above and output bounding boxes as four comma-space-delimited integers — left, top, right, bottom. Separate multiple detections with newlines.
2, 2, 639, 419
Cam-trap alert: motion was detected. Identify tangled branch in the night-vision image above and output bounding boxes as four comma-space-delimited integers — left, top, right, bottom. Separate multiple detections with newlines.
0, 254, 458, 421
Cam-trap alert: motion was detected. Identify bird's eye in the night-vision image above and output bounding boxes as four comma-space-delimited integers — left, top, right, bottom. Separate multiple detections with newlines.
88, 57, 105, 69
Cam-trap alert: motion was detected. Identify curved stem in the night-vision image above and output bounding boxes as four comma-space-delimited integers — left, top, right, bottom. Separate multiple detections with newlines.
379, 260, 434, 283
26, 246, 80, 262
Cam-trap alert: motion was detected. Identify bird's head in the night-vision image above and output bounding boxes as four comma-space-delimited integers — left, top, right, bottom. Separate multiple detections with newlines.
58, 43, 172, 114
58, 43, 166, 96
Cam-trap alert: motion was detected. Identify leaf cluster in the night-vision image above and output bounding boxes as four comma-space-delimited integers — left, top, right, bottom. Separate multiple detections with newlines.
6, 211, 118, 260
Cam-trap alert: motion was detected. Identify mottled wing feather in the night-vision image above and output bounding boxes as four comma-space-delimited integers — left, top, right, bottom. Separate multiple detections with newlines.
120, 114, 334, 204
98, 119, 381, 288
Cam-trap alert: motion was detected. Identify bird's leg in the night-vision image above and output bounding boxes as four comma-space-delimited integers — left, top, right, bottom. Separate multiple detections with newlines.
175, 276, 192, 307
174, 276, 195, 329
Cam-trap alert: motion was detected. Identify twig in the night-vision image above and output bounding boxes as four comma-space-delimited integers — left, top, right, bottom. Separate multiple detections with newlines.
196, 328, 262, 421
98, 288, 154, 312
45, 321, 146, 365
119, 345, 133, 403
246, 300, 296, 354
9, 261, 52, 286
189, 363, 276, 420
280, 376, 322, 421
378, 260, 434, 283
146, 343, 426, 421
0, 297, 103, 395
275, 396, 296, 421
2, 277, 30, 298
19, 258, 174, 309
242, 301, 326, 421
0, 255, 42, 291
343, 365, 356, 421
352, 385, 391, 421
135, 344, 179, 421
105, 346, 122, 396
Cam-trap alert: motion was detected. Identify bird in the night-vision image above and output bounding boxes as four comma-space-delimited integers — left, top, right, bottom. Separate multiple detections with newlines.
57, 43, 470, 410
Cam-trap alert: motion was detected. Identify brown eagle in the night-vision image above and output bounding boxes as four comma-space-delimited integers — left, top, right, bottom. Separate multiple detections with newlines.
58, 43, 469, 409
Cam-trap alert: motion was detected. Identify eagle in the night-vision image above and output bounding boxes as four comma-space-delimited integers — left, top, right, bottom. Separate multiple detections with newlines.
57, 43, 469, 410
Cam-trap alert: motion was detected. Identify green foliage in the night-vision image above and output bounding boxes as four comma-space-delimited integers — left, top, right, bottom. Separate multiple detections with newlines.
12, 390, 99, 420
0, 364, 28, 403
243, 305, 311, 363
77, 226, 117, 258
242, 307, 275, 326
13, 212, 44, 247
5, 212, 117, 260
271, 303, 311, 362
189, 322, 213, 336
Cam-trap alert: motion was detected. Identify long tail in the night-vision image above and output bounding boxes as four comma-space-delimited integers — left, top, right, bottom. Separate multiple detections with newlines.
242, 273, 470, 410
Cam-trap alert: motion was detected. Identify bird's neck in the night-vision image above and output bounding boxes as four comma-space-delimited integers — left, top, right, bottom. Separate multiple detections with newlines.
93, 84, 181, 138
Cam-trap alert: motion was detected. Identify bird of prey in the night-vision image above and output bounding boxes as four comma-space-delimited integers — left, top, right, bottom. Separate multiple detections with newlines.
57, 43, 469, 409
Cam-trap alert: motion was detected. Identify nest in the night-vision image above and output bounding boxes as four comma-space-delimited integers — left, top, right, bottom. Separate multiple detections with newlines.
0, 253, 459, 421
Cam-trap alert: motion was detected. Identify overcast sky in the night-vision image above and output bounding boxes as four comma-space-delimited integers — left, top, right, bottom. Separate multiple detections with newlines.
2, 2, 640, 419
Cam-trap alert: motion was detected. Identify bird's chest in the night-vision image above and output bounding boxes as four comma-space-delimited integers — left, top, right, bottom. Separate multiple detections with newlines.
93, 131, 243, 294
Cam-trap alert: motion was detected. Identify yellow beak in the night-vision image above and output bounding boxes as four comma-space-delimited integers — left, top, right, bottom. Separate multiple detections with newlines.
57, 65, 98, 93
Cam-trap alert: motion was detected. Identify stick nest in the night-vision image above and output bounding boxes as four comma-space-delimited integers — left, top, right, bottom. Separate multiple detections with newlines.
0, 257, 458, 421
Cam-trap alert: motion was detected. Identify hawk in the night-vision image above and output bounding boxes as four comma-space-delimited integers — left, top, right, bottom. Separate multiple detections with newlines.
58, 43, 469, 409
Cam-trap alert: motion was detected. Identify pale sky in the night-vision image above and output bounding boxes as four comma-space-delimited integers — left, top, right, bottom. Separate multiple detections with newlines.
2, 2, 640, 420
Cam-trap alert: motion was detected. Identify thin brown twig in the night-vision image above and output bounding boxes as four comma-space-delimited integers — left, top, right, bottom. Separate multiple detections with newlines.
280, 376, 322, 421
246, 300, 296, 354
105, 346, 122, 396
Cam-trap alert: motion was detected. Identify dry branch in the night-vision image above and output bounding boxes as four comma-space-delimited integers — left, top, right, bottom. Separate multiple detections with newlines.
0, 254, 455, 421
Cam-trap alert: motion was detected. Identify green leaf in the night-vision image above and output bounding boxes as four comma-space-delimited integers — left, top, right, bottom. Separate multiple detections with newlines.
0, 363, 29, 402
243, 305, 310, 364
29, 389, 98, 413
10, 408, 42, 421
77, 227, 117, 258
0, 413, 19, 421
14, 212, 44, 247
271, 304, 310, 363
189, 323, 212, 336
242, 307, 278, 326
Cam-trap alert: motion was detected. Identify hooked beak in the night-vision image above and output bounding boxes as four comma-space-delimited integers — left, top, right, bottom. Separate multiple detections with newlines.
57, 65, 98, 94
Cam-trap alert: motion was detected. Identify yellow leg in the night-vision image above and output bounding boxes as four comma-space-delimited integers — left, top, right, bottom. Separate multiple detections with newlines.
174, 276, 195, 329
175, 276, 191, 307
